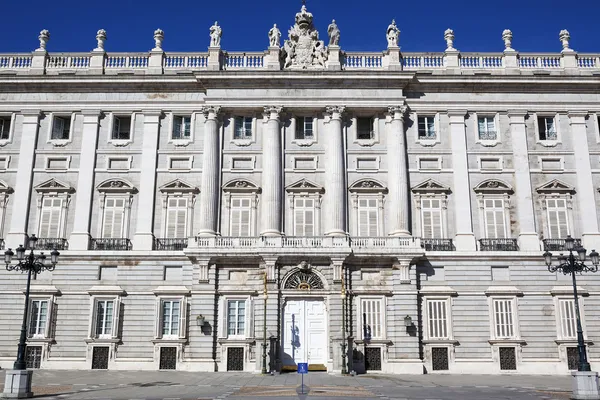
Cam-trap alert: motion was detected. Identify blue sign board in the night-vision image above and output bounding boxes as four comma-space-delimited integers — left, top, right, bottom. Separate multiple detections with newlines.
297, 362, 308, 374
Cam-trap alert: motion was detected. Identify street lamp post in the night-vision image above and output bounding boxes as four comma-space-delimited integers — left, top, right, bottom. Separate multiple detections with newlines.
2, 235, 59, 399
543, 235, 600, 400
340, 274, 347, 375
261, 271, 268, 374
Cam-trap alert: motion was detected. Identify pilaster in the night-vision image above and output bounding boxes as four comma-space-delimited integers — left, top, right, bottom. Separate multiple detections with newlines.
5, 110, 40, 250
133, 110, 162, 250
386, 105, 410, 236
508, 110, 540, 251
447, 110, 476, 250
323, 106, 347, 236
69, 110, 102, 250
569, 111, 600, 250
197, 106, 221, 236
260, 106, 283, 237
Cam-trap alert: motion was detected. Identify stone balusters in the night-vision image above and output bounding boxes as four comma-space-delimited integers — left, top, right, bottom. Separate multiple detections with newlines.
323, 106, 347, 236
260, 106, 284, 236
387, 105, 410, 236
197, 106, 221, 236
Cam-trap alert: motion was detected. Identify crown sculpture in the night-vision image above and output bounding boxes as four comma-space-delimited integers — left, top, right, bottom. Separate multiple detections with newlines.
282, 5, 329, 69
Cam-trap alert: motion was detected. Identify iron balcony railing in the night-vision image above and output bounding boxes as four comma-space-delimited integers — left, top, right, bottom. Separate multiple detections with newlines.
479, 238, 519, 251
90, 238, 132, 251
543, 238, 581, 252
0, 238, 4, 250
154, 238, 188, 251
421, 238, 455, 251
27, 238, 69, 251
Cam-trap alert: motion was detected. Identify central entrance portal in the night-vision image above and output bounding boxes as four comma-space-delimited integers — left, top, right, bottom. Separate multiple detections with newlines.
282, 299, 327, 369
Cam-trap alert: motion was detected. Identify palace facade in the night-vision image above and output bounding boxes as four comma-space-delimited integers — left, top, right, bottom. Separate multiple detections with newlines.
1, 6, 600, 375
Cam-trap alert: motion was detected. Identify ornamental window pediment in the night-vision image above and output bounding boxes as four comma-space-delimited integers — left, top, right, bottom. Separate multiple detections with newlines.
285, 178, 324, 194
536, 179, 575, 195
34, 178, 74, 194
159, 179, 198, 194
349, 179, 388, 194
412, 179, 451, 195
473, 179, 513, 195
223, 179, 261, 193
97, 178, 137, 194
283, 264, 326, 290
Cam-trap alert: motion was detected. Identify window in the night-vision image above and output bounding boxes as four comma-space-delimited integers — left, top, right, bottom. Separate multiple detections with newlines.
28, 299, 49, 338
234, 116, 253, 140
112, 116, 131, 140
361, 298, 384, 340
418, 116, 436, 139
95, 300, 115, 338
227, 299, 246, 337
492, 298, 515, 339
559, 299, 576, 339
546, 198, 569, 238
162, 300, 181, 338
421, 198, 442, 238
0, 116, 11, 140
51, 116, 71, 140
295, 117, 314, 140
294, 198, 315, 236
426, 299, 448, 339
358, 198, 379, 237
38, 197, 62, 238
477, 116, 496, 140
538, 116, 557, 141
166, 198, 187, 238
102, 198, 126, 238
230, 198, 251, 236
172, 116, 191, 140
483, 199, 507, 238
357, 117, 374, 140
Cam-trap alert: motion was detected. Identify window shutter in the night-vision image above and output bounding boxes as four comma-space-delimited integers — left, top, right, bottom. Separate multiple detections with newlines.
183, 117, 191, 137
52, 117, 64, 139
155, 299, 162, 339
234, 117, 242, 139
295, 117, 304, 139
245, 298, 254, 338
39, 198, 62, 238
220, 298, 227, 338
88, 299, 97, 339
560, 299, 576, 339
179, 297, 187, 339
28, 300, 37, 338
358, 208, 368, 237
172, 116, 182, 139
295, 208, 304, 236
112, 116, 120, 139
45, 300, 54, 338
112, 297, 121, 339
240, 199, 251, 236
305, 208, 314, 236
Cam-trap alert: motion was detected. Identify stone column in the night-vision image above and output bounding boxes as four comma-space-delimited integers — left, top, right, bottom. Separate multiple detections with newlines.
324, 106, 347, 236
133, 111, 162, 250
387, 105, 410, 236
508, 110, 539, 250
448, 110, 476, 250
197, 106, 221, 236
69, 110, 102, 250
569, 111, 600, 250
5, 110, 41, 250
260, 106, 283, 236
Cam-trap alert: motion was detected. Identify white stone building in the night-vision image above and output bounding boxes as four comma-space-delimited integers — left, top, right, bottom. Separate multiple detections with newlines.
1, 7, 600, 375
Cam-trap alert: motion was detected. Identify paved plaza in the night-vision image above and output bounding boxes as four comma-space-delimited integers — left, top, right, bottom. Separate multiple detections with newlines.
0, 370, 577, 400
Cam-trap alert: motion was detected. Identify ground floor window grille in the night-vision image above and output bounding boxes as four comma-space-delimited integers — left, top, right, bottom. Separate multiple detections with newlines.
26, 346, 42, 369
91, 346, 109, 369
499, 347, 516, 370
159, 347, 177, 370
227, 347, 244, 371
365, 347, 382, 371
431, 347, 449, 371
567, 347, 579, 370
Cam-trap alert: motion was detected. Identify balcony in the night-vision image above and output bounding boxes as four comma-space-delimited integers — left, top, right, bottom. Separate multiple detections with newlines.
479, 238, 519, 251
0, 238, 4, 250
421, 238, 455, 251
543, 238, 581, 252
27, 238, 68, 251
154, 238, 188, 251
90, 238, 132, 251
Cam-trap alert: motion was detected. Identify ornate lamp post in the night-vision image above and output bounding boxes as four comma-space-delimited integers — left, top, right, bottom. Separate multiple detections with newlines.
261, 271, 268, 374
340, 274, 347, 374
3, 235, 59, 398
543, 236, 598, 372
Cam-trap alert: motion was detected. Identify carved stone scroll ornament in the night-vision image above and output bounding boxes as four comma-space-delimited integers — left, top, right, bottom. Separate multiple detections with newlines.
281, 5, 328, 70
200, 106, 221, 119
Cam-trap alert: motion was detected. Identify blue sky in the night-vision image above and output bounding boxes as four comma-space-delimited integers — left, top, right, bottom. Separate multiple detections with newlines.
1, 0, 599, 54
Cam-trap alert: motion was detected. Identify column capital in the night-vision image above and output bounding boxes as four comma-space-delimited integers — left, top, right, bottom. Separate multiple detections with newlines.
262, 106, 283, 120
507, 109, 528, 122
447, 109, 467, 119
325, 105, 346, 119
81, 109, 103, 117
387, 105, 407, 119
200, 106, 221, 120
19, 109, 41, 118
141, 109, 164, 117
568, 110, 588, 123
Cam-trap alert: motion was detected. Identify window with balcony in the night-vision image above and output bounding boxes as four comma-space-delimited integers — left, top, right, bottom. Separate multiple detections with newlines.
474, 179, 516, 250
230, 198, 251, 237
233, 116, 253, 140
477, 116, 497, 141
418, 116, 436, 140
166, 198, 187, 239
223, 179, 259, 237
172, 115, 191, 140
295, 117, 314, 140
350, 179, 386, 237
421, 198, 443, 239
412, 179, 452, 250
294, 198, 315, 236
94, 178, 135, 250
483, 199, 507, 239
102, 198, 126, 239
538, 116, 557, 141
546, 198, 569, 239
357, 198, 379, 237
33, 179, 73, 250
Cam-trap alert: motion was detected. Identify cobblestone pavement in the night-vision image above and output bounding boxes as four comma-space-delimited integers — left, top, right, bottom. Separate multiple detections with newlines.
0, 370, 575, 400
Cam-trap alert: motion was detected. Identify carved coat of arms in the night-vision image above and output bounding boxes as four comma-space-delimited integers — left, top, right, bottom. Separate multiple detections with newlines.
282, 5, 328, 70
